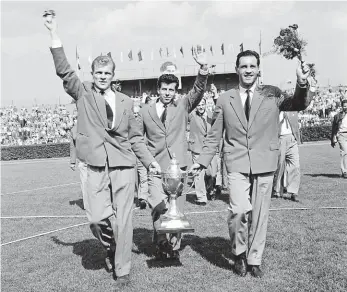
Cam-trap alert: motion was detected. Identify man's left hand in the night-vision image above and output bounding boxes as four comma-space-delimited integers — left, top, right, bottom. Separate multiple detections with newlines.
296, 61, 311, 85
192, 45, 208, 68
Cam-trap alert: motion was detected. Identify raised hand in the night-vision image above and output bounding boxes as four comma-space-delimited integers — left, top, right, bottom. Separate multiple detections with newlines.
192, 45, 208, 67
43, 10, 57, 32
296, 60, 311, 85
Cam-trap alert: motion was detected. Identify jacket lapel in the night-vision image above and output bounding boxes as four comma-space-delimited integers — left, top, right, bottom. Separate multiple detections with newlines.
92, 88, 107, 128
149, 103, 165, 132
248, 86, 265, 129
113, 92, 125, 131
165, 102, 178, 130
229, 89, 247, 131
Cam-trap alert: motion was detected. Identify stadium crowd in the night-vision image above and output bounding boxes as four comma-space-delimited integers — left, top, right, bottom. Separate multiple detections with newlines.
1, 86, 346, 146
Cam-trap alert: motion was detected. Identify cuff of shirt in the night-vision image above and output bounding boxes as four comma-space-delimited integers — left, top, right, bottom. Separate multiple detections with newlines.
297, 80, 309, 88
51, 39, 62, 48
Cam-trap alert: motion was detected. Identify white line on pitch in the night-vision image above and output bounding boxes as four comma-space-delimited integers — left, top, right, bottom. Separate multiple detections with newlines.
1, 222, 89, 246
1, 157, 69, 165
299, 141, 330, 147
1, 182, 80, 196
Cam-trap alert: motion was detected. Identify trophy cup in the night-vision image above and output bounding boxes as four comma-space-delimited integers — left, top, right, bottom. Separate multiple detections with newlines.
157, 154, 195, 234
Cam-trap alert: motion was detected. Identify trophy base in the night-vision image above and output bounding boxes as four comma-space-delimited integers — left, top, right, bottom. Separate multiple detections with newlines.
157, 215, 195, 234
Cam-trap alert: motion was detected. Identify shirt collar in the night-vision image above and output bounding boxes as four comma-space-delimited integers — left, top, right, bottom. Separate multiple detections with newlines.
239, 83, 257, 95
93, 85, 112, 95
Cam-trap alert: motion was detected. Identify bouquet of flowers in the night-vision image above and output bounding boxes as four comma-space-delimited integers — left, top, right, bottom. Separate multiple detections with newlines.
269, 24, 316, 79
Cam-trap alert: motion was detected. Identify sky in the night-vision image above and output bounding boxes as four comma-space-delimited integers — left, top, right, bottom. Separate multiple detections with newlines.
1, 0, 347, 107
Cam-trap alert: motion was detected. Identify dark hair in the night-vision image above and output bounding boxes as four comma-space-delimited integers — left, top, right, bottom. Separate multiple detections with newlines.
145, 96, 152, 104
236, 50, 260, 68
157, 74, 179, 90
91, 55, 116, 73
160, 61, 177, 73
342, 99, 347, 106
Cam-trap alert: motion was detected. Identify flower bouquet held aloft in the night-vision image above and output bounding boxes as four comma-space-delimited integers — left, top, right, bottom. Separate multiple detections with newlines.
43, 10, 56, 22
270, 24, 316, 80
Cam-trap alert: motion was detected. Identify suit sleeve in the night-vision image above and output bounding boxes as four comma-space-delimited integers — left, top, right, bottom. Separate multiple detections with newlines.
331, 114, 338, 142
50, 47, 85, 101
183, 71, 208, 113
128, 106, 155, 169
277, 83, 312, 112
197, 98, 224, 168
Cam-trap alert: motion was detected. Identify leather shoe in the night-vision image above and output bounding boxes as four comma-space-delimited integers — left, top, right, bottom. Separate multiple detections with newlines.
249, 265, 263, 278
195, 201, 207, 206
234, 252, 247, 277
114, 274, 130, 287
290, 194, 299, 202
168, 250, 180, 260
139, 199, 147, 209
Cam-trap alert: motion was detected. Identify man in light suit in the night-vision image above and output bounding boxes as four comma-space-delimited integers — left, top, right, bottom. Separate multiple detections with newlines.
138, 47, 209, 259
188, 98, 217, 204
44, 13, 160, 287
191, 50, 312, 277
272, 111, 302, 202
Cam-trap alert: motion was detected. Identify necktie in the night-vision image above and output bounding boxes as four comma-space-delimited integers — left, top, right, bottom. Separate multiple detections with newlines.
161, 104, 168, 125
102, 91, 113, 129
201, 114, 207, 132
245, 90, 251, 122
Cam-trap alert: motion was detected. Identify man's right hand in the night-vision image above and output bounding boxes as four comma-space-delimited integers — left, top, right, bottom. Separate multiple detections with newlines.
189, 163, 205, 175
331, 141, 336, 148
43, 10, 57, 32
70, 163, 76, 171
149, 161, 161, 175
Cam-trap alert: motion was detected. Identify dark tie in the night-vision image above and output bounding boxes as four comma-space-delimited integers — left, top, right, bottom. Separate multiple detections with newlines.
245, 89, 251, 121
161, 104, 168, 125
102, 91, 113, 128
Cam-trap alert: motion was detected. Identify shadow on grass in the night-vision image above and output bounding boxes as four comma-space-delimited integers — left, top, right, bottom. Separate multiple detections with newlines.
305, 173, 342, 178
132, 228, 234, 270
51, 236, 106, 271
69, 198, 85, 210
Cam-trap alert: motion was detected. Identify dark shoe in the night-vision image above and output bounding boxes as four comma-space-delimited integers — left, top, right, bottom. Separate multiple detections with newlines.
154, 241, 171, 260
195, 201, 207, 206
114, 274, 130, 287
234, 252, 247, 277
168, 250, 180, 260
343, 173, 347, 178
249, 265, 263, 278
272, 192, 280, 199
105, 250, 114, 273
282, 192, 291, 200
139, 199, 147, 210
291, 194, 299, 202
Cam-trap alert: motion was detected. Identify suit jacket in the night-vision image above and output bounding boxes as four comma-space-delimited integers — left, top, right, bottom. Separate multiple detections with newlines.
70, 124, 77, 164
331, 111, 347, 142
51, 47, 154, 168
138, 72, 208, 170
282, 112, 301, 144
188, 111, 213, 154
198, 84, 311, 174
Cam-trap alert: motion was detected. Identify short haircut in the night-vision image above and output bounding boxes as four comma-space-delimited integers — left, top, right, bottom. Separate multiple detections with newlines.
91, 55, 116, 73
160, 61, 177, 73
236, 50, 260, 67
342, 99, 347, 106
157, 74, 179, 90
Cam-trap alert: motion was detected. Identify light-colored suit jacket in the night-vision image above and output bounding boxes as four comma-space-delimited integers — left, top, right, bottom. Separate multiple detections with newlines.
138, 73, 208, 170
51, 47, 155, 168
188, 111, 213, 154
198, 84, 311, 174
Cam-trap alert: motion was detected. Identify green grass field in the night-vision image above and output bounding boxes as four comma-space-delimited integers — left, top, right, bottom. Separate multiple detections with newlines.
1, 142, 347, 292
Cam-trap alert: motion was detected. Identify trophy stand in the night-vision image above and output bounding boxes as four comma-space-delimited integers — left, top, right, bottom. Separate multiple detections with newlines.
157, 155, 195, 234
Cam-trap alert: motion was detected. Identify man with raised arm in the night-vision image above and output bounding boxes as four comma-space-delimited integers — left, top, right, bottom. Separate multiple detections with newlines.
191, 50, 312, 278
138, 47, 210, 260
43, 11, 161, 288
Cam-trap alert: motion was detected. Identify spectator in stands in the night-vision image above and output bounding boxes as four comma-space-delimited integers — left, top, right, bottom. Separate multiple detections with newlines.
331, 99, 347, 178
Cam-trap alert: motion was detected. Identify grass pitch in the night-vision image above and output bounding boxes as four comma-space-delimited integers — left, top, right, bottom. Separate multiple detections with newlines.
1, 142, 347, 292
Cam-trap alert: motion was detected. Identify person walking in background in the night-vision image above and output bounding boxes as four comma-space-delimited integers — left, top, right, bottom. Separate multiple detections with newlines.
191, 50, 312, 278
331, 99, 347, 178
44, 11, 160, 288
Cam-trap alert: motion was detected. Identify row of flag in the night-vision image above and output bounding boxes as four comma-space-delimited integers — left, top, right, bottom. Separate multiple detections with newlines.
76, 43, 245, 68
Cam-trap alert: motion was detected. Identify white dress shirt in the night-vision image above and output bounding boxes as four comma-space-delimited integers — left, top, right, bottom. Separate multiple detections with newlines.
156, 99, 167, 119
239, 83, 257, 108
279, 112, 292, 135
103, 89, 116, 128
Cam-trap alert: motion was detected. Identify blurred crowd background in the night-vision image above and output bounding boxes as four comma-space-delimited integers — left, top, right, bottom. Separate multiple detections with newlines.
1, 85, 346, 146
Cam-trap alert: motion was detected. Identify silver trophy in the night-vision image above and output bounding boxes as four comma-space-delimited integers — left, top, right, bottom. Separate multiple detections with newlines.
157, 154, 194, 234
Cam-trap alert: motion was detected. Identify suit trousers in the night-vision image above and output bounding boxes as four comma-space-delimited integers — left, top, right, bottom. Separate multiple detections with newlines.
77, 160, 88, 210
147, 171, 186, 251
86, 164, 136, 277
136, 159, 149, 201
273, 134, 301, 195
227, 171, 274, 265
191, 153, 207, 203
337, 132, 347, 175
